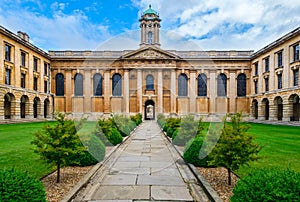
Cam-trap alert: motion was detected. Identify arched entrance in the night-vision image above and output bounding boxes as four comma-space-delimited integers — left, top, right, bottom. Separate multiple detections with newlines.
262, 98, 269, 120
144, 100, 155, 120
20, 95, 28, 118
33, 97, 40, 118
289, 94, 300, 121
252, 99, 258, 119
274, 96, 283, 121
4, 93, 15, 119
44, 98, 50, 118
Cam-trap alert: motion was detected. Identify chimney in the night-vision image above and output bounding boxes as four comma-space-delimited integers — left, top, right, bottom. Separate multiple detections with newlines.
17, 31, 30, 42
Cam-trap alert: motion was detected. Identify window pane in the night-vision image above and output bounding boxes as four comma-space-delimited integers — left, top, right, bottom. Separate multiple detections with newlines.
148, 32, 153, 44
34, 77, 38, 91
278, 74, 282, 89
217, 74, 227, 96
33, 58, 38, 72
294, 45, 299, 62
265, 77, 269, 91
5, 69, 11, 85
255, 63, 258, 76
74, 73, 83, 96
237, 73, 246, 97
112, 74, 122, 96
55, 73, 64, 96
265, 58, 269, 72
198, 74, 207, 96
146, 75, 154, 90
5, 45, 11, 61
44, 80, 48, 93
278, 52, 283, 67
294, 69, 299, 86
178, 74, 188, 96
21, 52, 26, 66
93, 74, 102, 96
21, 73, 26, 88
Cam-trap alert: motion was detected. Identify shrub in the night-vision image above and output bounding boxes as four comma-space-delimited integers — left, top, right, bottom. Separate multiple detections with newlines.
164, 117, 181, 137
113, 114, 136, 136
131, 113, 142, 125
231, 168, 300, 202
73, 133, 106, 166
95, 119, 123, 146
0, 168, 46, 202
183, 136, 210, 167
157, 113, 166, 128
172, 115, 198, 146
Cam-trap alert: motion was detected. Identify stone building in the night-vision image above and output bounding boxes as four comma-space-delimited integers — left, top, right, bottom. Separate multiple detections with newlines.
0, 6, 299, 121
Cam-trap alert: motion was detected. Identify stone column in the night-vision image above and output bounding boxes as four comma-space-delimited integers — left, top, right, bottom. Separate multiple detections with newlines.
170, 70, 176, 114
157, 70, 163, 113
229, 72, 236, 113
137, 70, 143, 114
65, 70, 72, 113
0, 96, 4, 120
84, 70, 91, 113
209, 71, 216, 114
124, 70, 130, 114
258, 102, 265, 121
269, 104, 277, 121
104, 71, 111, 113
283, 102, 293, 121
189, 70, 196, 113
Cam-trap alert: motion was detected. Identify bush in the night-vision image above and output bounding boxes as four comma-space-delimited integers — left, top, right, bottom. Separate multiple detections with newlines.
0, 168, 47, 202
183, 136, 210, 167
172, 115, 198, 146
164, 117, 181, 137
157, 113, 166, 128
73, 133, 106, 166
231, 168, 300, 202
95, 119, 123, 146
113, 114, 136, 136
131, 113, 142, 125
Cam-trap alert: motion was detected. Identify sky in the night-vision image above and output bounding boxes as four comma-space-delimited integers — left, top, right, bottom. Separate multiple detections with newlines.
0, 0, 300, 51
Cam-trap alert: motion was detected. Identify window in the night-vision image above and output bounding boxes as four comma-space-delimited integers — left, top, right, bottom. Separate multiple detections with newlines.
112, 74, 122, 96
44, 63, 48, 75
254, 80, 258, 94
93, 74, 102, 96
146, 74, 154, 90
265, 77, 269, 92
34, 77, 38, 91
148, 31, 153, 44
5, 44, 11, 61
21, 73, 26, 88
277, 51, 283, 67
254, 63, 258, 76
5, 68, 11, 85
294, 69, 299, 86
74, 73, 83, 96
44, 80, 48, 93
294, 44, 299, 62
55, 73, 64, 96
265, 57, 269, 72
178, 74, 188, 96
237, 73, 247, 97
217, 73, 227, 96
277, 73, 282, 89
33, 58, 38, 72
21, 52, 26, 66
197, 74, 207, 96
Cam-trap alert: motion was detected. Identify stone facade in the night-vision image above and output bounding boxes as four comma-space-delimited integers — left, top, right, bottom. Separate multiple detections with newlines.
0, 6, 299, 121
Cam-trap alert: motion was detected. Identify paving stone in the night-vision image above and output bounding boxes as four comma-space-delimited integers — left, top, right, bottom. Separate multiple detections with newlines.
151, 168, 181, 177
113, 162, 140, 168
101, 175, 137, 185
117, 156, 150, 162
137, 175, 186, 186
92, 186, 150, 200
140, 161, 177, 169
151, 186, 194, 201
109, 168, 150, 175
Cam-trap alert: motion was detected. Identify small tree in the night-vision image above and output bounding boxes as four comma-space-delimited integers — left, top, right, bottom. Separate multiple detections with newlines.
31, 112, 85, 183
209, 113, 262, 185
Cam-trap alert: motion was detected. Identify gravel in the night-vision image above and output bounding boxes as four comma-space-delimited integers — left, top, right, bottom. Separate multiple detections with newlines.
197, 167, 239, 202
42, 166, 93, 202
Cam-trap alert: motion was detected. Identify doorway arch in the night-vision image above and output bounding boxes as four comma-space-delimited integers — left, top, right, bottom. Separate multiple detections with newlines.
33, 97, 41, 118
144, 100, 155, 120
20, 95, 29, 118
252, 99, 258, 119
44, 98, 50, 118
262, 98, 269, 120
274, 96, 283, 121
4, 93, 15, 119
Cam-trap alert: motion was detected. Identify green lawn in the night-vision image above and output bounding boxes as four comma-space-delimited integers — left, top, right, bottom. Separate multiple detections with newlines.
237, 123, 300, 177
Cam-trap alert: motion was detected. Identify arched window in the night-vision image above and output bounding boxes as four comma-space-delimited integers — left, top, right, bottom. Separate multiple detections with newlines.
112, 74, 122, 96
74, 73, 83, 96
178, 74, 188, 96
55, 73, 64, 96
148, 31, 153, 44
93, 74, 102, 96
237, 73, 247, 97
146, 74, 154, 90
217, 73, 227, 97
197, 74, 207, 96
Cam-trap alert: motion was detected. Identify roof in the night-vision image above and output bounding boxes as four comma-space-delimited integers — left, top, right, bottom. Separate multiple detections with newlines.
143, 5, 158, 16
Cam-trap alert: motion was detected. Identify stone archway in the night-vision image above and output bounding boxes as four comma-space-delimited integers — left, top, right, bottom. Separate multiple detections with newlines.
4, 93, 15, 119
274, 96, 283, 121
20, 95, 29, 118
144, 100, 155, 120
252, 99, 258, 119
44, 98, 50, 118
289, 94, 300, 121
33, 97, 41, 118
262, 98, 269, 120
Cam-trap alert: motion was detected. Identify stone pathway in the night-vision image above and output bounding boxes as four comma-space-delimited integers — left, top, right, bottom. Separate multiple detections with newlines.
73, 121, 209, 202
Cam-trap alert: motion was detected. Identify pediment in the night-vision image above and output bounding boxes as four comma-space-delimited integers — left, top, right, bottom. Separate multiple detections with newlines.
121, 47, 180, 60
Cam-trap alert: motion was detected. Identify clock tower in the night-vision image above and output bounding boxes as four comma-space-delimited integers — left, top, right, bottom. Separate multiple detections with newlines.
139, 5, 161, 48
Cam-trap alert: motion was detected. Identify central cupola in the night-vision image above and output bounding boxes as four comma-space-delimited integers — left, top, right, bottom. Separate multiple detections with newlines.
139, 5, 161, 48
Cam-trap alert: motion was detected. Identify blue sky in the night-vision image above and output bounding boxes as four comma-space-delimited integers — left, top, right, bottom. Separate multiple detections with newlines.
1, 0, 300, 51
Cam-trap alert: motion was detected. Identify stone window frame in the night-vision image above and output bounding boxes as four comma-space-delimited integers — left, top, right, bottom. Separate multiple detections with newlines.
93, 73, 103, 96
197, 73, 207, 96
217, 73, 227, 97
74, 73, 84, 96
55, 73, 65, 96
237, 73, 247, 97
178, 73, 188, 97
146, 74, 154, 90
112, 73, 122, 96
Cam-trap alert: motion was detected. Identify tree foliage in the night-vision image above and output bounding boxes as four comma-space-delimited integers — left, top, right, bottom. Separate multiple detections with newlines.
31, 112, 85, 183
209, 113, 262, 185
